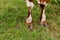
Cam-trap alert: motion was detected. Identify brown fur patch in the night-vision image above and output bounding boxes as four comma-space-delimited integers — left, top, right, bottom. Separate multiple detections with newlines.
40, 0, 49, 3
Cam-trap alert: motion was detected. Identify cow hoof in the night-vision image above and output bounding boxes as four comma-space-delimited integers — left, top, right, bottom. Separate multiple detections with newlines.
40, 21, 48, 27
28, 24, 33, 31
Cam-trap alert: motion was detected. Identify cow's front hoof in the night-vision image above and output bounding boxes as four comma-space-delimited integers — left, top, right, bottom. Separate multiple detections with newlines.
26, 22, 33, 31
40, 21, 48, 27
28, 24, 33, 31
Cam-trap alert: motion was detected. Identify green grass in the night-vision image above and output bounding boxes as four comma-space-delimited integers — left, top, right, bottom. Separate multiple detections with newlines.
0, 0, 60, 40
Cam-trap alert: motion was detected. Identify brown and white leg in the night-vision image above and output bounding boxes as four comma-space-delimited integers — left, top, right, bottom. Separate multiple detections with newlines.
40, 6, 47, 26
40, 3, 48, 26
37, 0, 48, 26
25, 0, 34, 30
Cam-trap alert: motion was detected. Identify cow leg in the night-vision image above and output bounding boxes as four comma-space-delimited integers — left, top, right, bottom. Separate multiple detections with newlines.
37, 0, 48, 26
26, 0, 34, 30
40, 4, 48, 26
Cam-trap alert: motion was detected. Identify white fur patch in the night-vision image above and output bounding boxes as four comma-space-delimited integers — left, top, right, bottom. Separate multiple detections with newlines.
43, 2, 48, 6
26, 0, 34, 9
26, 14, 32, 23
41, 9, 46, 22
37, 0, 40, 4
41, 2, 47, 6
37, 0, 47, 6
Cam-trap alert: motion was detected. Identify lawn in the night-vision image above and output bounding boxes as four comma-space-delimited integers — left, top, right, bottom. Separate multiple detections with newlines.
0, 0, 60, 40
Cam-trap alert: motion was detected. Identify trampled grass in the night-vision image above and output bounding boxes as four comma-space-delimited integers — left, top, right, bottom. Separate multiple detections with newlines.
0, 0, 60, 40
